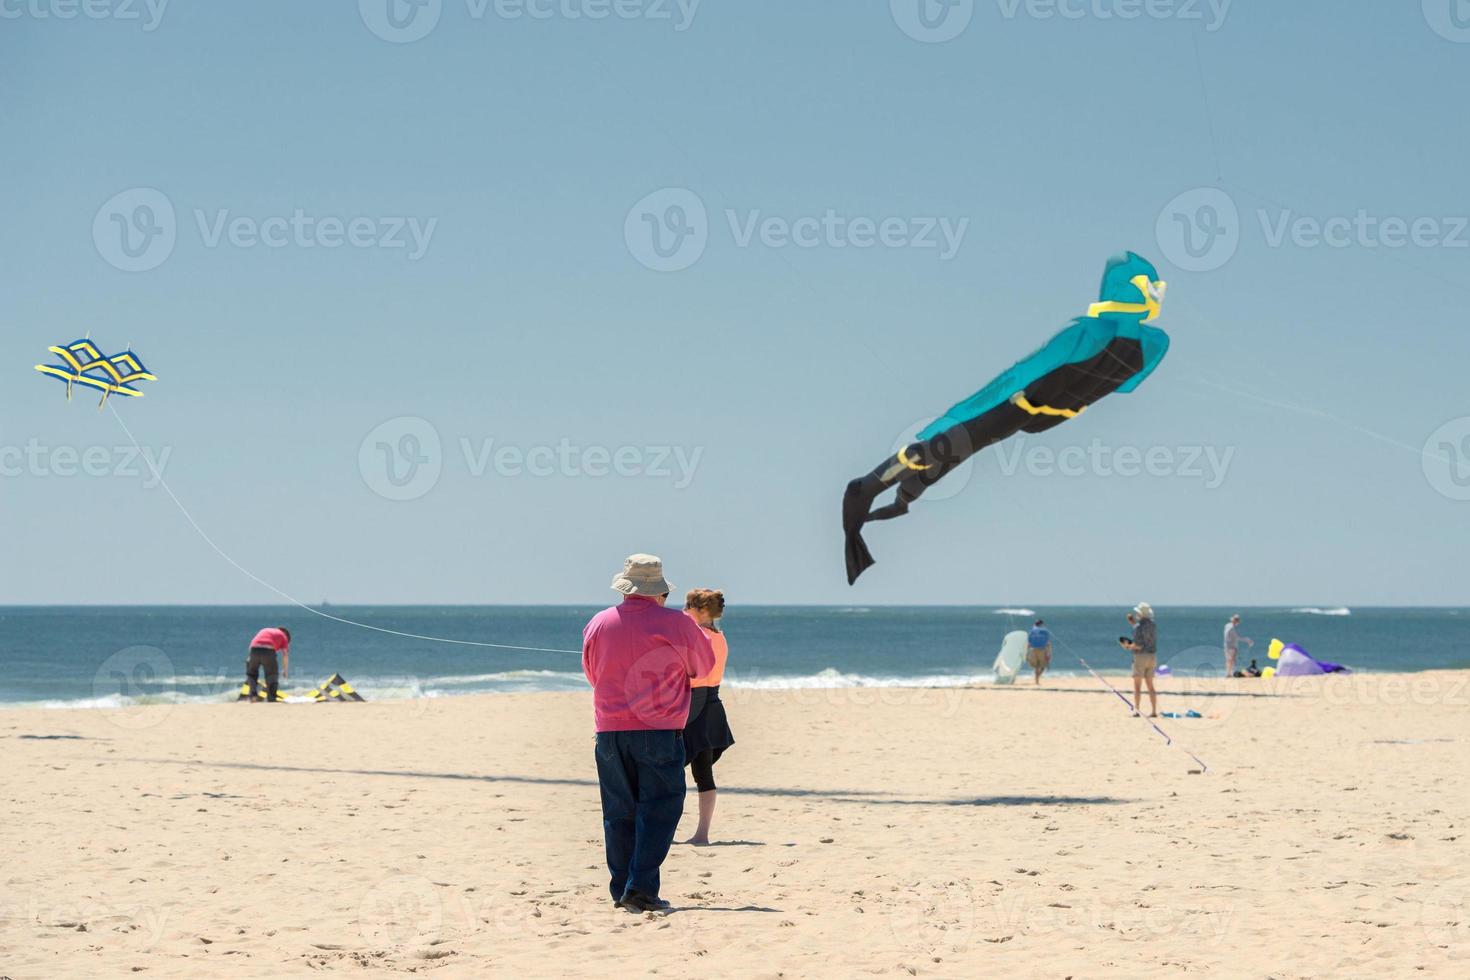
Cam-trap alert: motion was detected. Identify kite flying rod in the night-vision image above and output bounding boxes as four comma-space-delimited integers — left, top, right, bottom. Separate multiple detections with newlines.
107, 405, 581, 655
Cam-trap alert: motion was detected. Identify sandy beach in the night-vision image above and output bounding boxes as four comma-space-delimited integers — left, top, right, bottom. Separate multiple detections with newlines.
3, 672, 1467, 978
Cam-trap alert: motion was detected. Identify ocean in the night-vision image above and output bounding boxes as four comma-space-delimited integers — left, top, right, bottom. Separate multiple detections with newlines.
2, 605, 1467, 711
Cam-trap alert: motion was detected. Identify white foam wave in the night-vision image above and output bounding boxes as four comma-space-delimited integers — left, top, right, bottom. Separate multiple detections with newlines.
727, 667, 993, 690
991, 608, 1036, 616
1290, 607, 1352, 616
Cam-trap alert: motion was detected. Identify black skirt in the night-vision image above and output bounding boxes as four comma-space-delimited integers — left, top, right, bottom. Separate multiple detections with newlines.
683, 685, 735, 762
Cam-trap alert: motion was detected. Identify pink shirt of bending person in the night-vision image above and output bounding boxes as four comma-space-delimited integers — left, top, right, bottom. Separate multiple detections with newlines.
249, 628, 290, 652
583, 596, 715, 732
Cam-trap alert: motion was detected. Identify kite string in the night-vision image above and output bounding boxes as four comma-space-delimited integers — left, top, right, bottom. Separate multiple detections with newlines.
108, 405, 581, 655
1053, 631, 1210, 773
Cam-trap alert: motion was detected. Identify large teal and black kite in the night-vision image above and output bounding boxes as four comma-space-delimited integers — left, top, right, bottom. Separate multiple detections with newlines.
843, 252, 1170, 583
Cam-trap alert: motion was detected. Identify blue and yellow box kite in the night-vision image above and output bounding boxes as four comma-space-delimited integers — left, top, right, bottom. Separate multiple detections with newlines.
35, 339, 157, 407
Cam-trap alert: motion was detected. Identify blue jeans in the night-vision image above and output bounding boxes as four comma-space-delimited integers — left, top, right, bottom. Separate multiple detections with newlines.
594, 730, 686, 902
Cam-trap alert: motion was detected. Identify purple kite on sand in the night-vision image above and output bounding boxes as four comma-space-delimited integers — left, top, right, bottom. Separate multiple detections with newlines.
1263, 639, 1350, 677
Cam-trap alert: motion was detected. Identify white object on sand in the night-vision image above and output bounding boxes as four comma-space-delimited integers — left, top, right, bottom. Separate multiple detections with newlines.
992, 630, 1029, 685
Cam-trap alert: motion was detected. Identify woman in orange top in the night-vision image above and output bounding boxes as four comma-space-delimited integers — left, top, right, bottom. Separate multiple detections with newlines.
680, 588, 735, 845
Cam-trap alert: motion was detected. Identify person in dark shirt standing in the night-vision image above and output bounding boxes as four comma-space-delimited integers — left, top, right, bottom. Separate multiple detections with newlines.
1119, 602, 1158, 717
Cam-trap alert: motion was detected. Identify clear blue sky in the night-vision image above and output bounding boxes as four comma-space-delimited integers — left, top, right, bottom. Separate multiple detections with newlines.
3, 1, 1468, 606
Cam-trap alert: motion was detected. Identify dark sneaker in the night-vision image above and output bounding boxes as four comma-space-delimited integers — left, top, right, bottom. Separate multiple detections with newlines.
617, 891, 671, 913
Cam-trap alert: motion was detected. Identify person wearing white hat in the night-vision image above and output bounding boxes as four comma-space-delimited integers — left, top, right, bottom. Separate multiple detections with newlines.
1119, 602, 1159, 717
582, 554, 715, 913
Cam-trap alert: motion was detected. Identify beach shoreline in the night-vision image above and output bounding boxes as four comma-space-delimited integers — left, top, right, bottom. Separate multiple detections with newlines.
4, 674, 1467, 977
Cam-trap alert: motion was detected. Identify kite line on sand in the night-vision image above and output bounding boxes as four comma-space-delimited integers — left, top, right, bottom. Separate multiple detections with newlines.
109, 405, 582, 655
1053, 633, 1211, 774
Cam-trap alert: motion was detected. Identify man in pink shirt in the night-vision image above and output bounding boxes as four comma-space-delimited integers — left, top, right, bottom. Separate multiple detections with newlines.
583, 554, 714, 913
245, 626, 291, 703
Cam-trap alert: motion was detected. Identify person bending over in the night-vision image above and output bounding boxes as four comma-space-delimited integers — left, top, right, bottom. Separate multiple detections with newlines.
245, 626, 290, 703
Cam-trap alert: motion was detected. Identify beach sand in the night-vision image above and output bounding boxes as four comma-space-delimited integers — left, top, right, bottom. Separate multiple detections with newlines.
3, 671, 1467, 978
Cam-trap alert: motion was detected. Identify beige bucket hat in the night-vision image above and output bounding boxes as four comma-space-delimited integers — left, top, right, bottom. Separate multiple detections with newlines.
611, 553, 672, 597
1133, 602, 1154, 619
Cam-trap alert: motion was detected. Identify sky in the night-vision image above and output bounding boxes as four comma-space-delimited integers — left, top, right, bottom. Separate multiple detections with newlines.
2, 1, 1468, 606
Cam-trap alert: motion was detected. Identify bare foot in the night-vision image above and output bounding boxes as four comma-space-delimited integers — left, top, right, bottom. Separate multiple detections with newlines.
680, 836, 710, 846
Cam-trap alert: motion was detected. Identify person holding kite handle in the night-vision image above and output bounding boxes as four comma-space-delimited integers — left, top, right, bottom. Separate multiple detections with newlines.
1118, 603, 1158, 718
244, 626, 291, 704
842, 252, 1169, 584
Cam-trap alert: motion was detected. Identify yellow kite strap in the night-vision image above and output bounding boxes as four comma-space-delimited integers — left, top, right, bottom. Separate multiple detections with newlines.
1086, 273, 1163, 321
1011, 393, 1084, 419
897, 446, 932, 471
